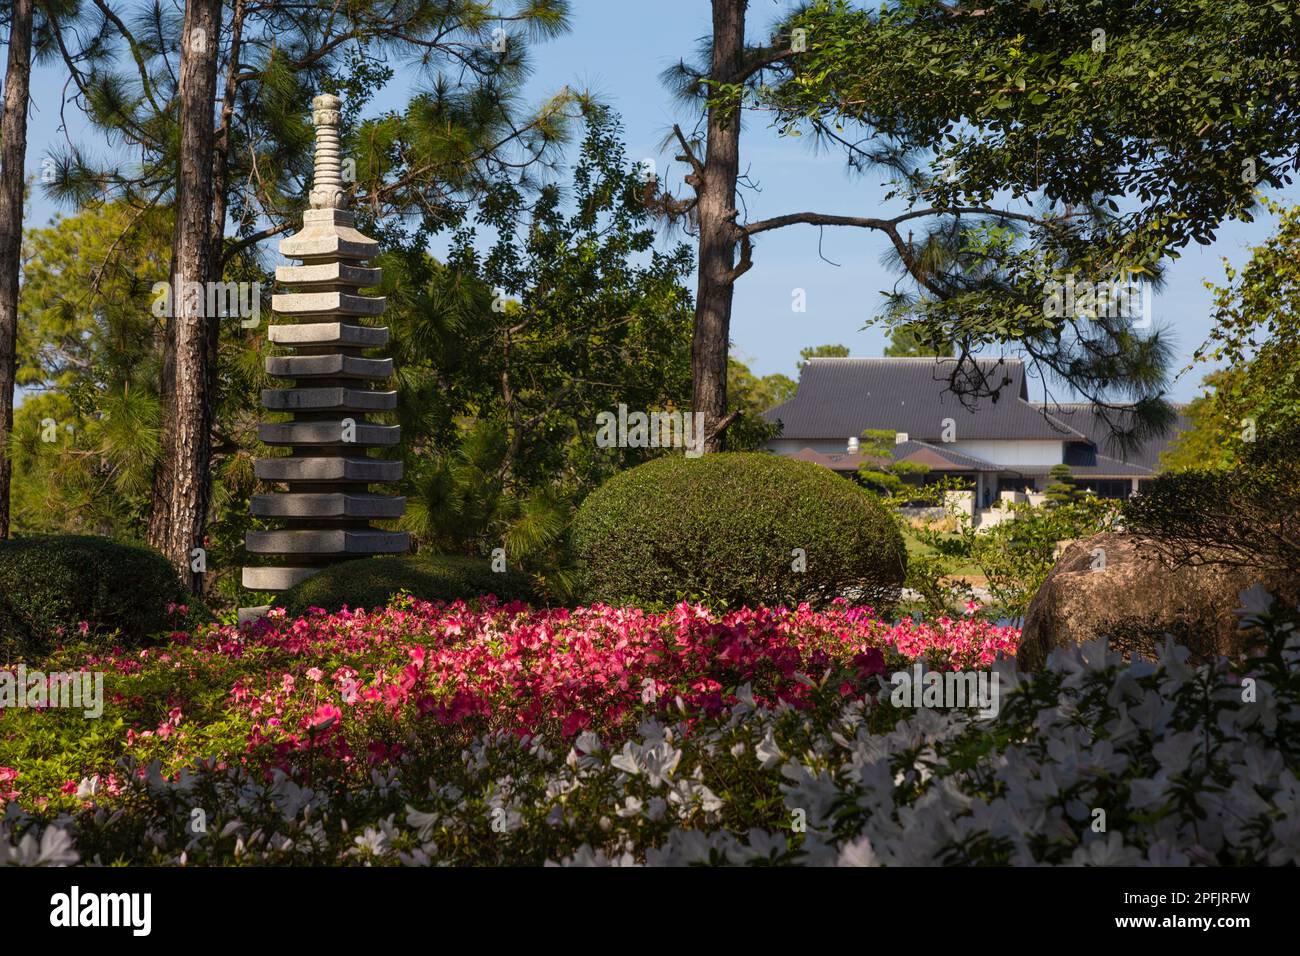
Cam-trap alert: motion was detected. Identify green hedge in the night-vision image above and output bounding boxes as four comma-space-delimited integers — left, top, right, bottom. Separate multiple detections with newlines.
272, 555, 537, 618
0, 535, 195, 662
570, 452, 906, 611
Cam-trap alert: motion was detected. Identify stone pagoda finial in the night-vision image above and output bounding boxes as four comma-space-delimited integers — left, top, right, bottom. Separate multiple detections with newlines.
309, 93, 347, 211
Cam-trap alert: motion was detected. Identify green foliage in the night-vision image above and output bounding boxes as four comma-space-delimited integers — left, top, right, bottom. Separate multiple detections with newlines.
969, 498, 1119, 617
570, 452, 906, 611
725, 357, 796, 451
272, 555, 537, 619
796, 343, 850, 368
774, 0, 1298, 266
1165, 199, 1300, 470
1126, 425, 1300, 576
909, 496, 1120, 619
47, 1, 576, 254
856, 428, 930, 496
0, 535, 194, 662
1043, 463, 1077, 508
1159, 370, 1241, 472
10, 204, 171, 538
760, 0, 1300, 435
883, 323, 954, 357
388, 109, 694, 593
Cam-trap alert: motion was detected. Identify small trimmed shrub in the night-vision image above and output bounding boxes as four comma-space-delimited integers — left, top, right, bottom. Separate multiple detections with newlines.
571, 452, 906, 610
0, 535, 192, 661
273, 554, 536, 617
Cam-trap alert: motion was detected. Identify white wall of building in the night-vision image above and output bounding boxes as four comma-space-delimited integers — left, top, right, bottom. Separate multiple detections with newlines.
948, 440, 1064, 467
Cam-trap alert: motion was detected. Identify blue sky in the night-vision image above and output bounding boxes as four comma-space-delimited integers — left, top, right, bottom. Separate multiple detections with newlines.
12, 0, 1299, 402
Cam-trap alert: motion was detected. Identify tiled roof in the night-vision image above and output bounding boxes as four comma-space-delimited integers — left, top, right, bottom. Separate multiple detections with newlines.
787, 447, 888, 473
763, 357, 1086, 442
893, 440, 999, 472
1029, 402, 1190, 473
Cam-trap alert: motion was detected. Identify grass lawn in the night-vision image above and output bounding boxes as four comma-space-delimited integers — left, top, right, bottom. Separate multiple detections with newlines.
902, 529, 982, 579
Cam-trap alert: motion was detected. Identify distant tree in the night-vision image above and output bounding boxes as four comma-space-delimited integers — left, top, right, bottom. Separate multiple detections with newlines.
856, 428, 930, 496
396, 109, 695, 598
883, 323, 954, 358
1159, 371, 1239, 473
725, 357, 795, 451
10, 203, 171, 538
797, 343, 849, 369
1043, 464, 1077, 508
1163, 200, 1300, 472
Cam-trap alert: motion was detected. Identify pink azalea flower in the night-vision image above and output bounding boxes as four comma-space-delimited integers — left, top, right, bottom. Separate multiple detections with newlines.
306, 704, 342, 733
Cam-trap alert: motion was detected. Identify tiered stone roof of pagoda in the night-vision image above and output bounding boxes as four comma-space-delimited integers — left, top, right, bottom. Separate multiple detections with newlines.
242, 93, 407, 594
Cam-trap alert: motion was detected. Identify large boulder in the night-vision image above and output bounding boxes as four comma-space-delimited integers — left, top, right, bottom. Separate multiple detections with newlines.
1017, 532, 1296, 670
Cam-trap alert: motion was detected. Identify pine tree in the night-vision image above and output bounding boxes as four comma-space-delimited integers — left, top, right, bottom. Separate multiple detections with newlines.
653, 0, 1060, 452
40, 0, 576, 587
0, 0, 34, 539
1044, 464, 1077, 509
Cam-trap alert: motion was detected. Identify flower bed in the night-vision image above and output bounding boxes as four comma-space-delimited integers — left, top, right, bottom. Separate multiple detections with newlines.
0, 598, 1017, 810
3, 594, 1296, 867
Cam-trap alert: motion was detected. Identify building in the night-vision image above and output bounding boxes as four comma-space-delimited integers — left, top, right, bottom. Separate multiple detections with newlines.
762, 357, 1186, 515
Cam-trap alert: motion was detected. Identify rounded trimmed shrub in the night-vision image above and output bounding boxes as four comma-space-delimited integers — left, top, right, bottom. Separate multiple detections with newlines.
0, 535, 193, 662
273, 554, 537, 618
571, 452, 907, 611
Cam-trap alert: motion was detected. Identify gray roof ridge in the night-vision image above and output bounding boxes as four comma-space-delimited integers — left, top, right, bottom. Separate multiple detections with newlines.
1093, 451, 1155, 473
1029, 398, 1191, 413
1016, 397, 1089, 440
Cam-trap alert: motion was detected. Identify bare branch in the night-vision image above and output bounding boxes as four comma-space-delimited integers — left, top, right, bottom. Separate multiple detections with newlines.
672, 124, 705, 184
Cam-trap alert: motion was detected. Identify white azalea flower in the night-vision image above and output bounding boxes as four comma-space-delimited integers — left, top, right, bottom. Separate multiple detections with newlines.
732, 828, 786, 863
1144, 840, 1190, 866
1152, 731, 1200, 775
75, 776, 100, 801
352, 827, 389, 857
837, 835, 879, 867
616, 796, 643, 819
1069, 832, 1144, 866
1233, 583, 1275, 623
754, 727, 783, 769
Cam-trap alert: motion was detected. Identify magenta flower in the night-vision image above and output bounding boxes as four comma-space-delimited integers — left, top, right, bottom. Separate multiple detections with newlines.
306, 704, 343, 733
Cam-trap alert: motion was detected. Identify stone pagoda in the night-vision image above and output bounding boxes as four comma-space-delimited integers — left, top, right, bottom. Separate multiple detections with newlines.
242, 93, 408, 596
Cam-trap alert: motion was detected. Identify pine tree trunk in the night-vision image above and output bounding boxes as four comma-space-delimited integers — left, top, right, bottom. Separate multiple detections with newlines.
0, 0, 33, 539
147, 0, 222, 591
691, 0, 746, 453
